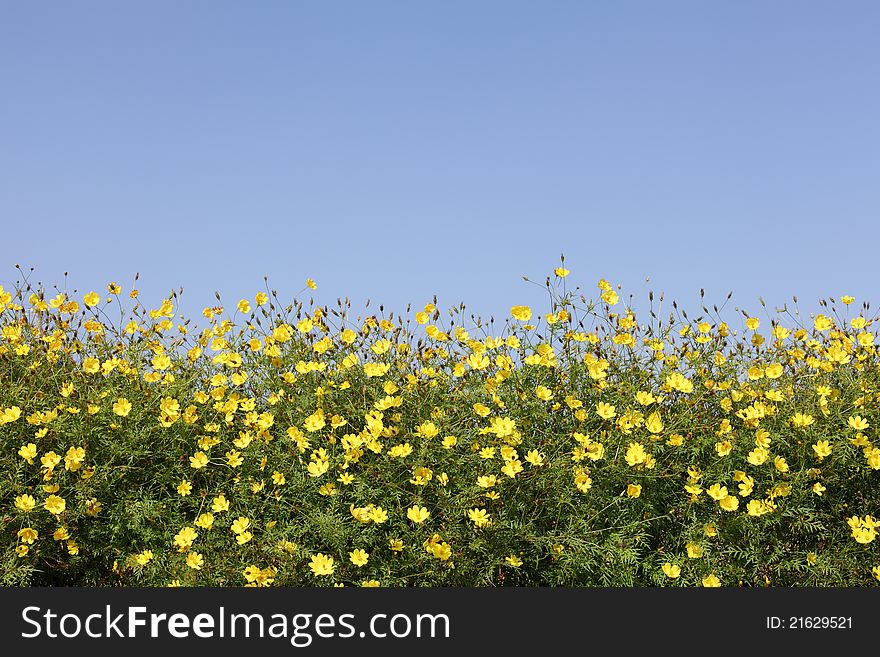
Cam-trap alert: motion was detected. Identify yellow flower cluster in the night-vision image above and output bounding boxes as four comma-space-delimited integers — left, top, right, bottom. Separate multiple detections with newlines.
2, 268, 880, 587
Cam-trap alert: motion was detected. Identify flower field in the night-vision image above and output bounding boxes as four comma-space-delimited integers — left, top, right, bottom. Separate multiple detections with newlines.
2, 265, 879, 587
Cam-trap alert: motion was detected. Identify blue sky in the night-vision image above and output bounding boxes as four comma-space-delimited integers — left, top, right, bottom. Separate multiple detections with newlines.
1, 1, 878, 328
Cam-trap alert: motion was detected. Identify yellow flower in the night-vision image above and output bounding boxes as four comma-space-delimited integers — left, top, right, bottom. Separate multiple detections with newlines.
701, 574, 721, 587
852, 527, 876, 544
848, 516, 877, 544
684, 484, 702, 497
63, 447, 86, 471
715, 441, 732, 457
429, 541, 452, 561
18, 528, 38, 544
307, 459, 330, 477
225, 449, 244, 468
625, 442, 647, 467
467, 508, 492, 527
645, 411, 663, 434
133, 550, 154, 566
662, 563, 681, 579
112, 398, 132, 417
230, 516, 250, 535
764, 363, 783, 379
814, 315, 833, 331
737, 474, 754, 497
349, 549, 369, 567
177, 480, 192, 496
812, 440, 832, 460
41, 451, 62, 470
14, 494, 36, 512
18, 443, 37, 463
186, 551, 204, 570
747, 500, 772, 517
477, 474, 497, 490
407, 506, 431, 524
525, 449, 545, 467
596, 402, 616, 419
626, 483, 642, 498
506, 555, 523, 567
309, 553, 335, 576
368, 506, 388, 524
665, 372, 693, 394
195, 513, 215, 529
415, 421, 439, 439
1, 406, 22, 424
388, 443, 413, 459
510, 306, 532, 321
686, 543, 703, 559
747, 447, 769, 466
173, 527, 198, 551
303, 409, 326, 432
83, 291, 101, 307
189, 451, 209, 469
44, 494, 66, 515
501, 459, 524, 478
706, 484, 728, 501
212, 494, 230, 513
602, 290, 619, 305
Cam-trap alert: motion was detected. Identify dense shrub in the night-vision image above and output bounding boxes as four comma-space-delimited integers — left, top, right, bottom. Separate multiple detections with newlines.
2, 265, 879, 586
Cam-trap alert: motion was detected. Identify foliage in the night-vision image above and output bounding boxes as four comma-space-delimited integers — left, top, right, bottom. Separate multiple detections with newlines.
1, 264, 879, 587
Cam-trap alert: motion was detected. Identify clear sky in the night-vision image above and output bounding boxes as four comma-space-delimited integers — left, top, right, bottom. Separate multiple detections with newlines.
2, 1, 878, 328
